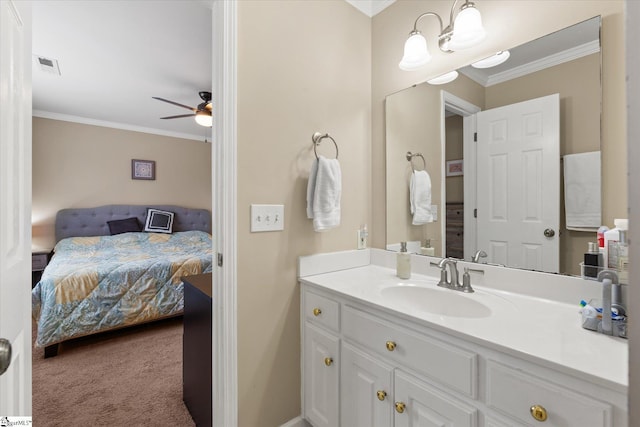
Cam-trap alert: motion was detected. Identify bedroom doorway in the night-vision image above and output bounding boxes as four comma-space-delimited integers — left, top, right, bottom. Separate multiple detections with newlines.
24, 1, 238, 425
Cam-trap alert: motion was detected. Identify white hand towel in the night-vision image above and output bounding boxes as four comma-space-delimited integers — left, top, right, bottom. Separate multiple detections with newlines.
563, 151, 601, 230
306, 158, 319, 219
410, 170, 433, 225
312, 156, 341, 232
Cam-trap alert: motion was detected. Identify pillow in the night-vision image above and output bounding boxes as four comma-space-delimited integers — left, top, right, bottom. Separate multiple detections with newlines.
144, 208, 175, 234
107, 217, 142, 235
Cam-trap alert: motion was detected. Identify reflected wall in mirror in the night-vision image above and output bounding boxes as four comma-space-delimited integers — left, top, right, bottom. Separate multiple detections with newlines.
386, 16, 609, 276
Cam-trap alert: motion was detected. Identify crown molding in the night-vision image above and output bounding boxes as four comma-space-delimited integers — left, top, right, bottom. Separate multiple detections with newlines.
460, 40, 600, 88
345, 0, 395, 17
32, 110, 208, 142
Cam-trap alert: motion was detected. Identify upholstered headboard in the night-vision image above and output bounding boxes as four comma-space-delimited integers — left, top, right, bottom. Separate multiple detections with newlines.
55, 205, 211, 243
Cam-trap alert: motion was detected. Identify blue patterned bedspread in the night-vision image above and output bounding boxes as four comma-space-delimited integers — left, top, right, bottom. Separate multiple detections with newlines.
32, 230, 213, 347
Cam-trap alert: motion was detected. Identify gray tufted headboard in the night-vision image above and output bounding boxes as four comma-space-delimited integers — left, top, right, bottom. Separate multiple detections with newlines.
55, 205, 211, 243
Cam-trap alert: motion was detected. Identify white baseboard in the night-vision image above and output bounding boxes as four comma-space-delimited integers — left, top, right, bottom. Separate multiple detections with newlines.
280, 416, 310, 427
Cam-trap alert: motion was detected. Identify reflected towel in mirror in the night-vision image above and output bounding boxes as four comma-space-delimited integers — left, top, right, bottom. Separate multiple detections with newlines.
563, 151, 601, 231
307, 156, 342, 232
410, 170, 433, 225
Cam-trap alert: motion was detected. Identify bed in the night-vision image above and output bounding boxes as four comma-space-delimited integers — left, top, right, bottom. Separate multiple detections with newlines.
32, 205, 213, 357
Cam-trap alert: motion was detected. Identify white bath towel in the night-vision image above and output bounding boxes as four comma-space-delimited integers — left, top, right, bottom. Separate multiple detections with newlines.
563, 151, 601, 231
308, 156, 342, 232
306, 158, 319, 219
410, 170, 433, 225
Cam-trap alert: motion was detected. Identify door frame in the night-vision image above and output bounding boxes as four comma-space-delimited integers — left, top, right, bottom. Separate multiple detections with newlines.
441, 91, 481, 260
211, 1, 238, 426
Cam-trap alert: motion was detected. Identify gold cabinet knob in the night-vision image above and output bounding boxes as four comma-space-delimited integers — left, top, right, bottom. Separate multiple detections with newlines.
324, 357, 333, 367
376, 390, 387, 401
313, 308, 322, 316
386, 341, 397, 351
530, 404, 548, 422
395, 402, 406, 413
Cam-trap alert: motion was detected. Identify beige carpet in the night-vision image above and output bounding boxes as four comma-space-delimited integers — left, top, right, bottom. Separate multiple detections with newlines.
32, 317, 196, 426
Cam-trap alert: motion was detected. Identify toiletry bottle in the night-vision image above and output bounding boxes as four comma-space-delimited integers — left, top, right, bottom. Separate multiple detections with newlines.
420, 239, 435, 256
597, 225, 609, 268
617, 227, 629, 285
357, 224, 368, 250
604, 219, 628, 269
397, 242, 411, 279
583, 242, 601, 278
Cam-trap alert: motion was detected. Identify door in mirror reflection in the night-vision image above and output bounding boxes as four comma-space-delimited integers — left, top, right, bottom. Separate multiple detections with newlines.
476, 94, 560, 273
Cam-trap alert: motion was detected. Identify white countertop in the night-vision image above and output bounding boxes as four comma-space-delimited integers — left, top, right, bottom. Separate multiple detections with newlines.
300, 262, 628, 393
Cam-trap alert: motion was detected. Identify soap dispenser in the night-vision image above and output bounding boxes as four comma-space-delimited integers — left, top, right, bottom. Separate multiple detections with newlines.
420, 239, 435, 256
397, 242, 411, 279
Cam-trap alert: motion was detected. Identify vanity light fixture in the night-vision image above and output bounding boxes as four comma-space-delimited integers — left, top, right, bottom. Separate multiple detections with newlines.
471, 50, 510, 68
399, 0, 486, 71
427, 70, 459, 85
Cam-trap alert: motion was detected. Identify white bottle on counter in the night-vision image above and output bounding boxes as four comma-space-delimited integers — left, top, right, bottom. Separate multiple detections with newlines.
397, 242, 411, 279
420, 239, 435, 256
604, 219, 628, 270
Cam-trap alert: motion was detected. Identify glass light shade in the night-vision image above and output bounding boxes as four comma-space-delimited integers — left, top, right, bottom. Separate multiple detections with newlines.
449, 4, 486, 51
471, 51, 510, 68
427, 70, 459, 85
195, 111, 212, 127
399, 32, 431, 71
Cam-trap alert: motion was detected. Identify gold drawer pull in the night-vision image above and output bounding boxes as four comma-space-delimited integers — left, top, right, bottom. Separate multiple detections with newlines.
324, 357, 333, 367
376, 390, 387, 401
386, 341, 397, 351
313, 308, 322, 316
530, 404, 548, 422
395, 402, 406, 413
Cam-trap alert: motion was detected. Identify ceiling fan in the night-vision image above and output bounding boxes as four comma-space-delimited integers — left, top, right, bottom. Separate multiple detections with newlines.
152, 91, 212, 127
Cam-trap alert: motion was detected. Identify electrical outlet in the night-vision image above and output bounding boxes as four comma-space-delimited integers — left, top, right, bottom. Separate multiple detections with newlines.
250, 204, 284, 232
431, 204, 438, 221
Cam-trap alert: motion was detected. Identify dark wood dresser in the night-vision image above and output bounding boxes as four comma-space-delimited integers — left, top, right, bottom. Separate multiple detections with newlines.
183, 273, 212, 427
446, 202, 464, 259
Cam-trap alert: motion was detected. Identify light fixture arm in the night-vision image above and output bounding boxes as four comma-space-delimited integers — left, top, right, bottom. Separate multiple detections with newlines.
410, 0, 473, 53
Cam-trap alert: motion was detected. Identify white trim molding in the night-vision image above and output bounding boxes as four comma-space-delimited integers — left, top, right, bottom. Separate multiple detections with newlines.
212, 0, 237, 426
32, 110, 209, 142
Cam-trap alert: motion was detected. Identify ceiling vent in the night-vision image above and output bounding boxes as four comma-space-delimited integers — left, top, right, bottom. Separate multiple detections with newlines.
33, 55, 61, 75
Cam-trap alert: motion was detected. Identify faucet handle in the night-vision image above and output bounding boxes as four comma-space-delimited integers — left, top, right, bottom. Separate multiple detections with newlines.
461, 267, 474, 293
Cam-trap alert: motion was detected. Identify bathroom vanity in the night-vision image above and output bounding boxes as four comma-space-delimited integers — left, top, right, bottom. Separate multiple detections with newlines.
299, 250, 627, 427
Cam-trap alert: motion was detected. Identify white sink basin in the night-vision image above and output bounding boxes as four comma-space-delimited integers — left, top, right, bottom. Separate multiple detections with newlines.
380, 285, 506, 318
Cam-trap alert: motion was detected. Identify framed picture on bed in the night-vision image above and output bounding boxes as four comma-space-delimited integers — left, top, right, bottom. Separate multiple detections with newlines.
131, 159, 156, 180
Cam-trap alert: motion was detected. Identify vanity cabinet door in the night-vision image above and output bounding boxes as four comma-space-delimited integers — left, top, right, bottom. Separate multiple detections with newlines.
341, 343, 393, 427
304, 322, 340, 427
393, 371, 477, 427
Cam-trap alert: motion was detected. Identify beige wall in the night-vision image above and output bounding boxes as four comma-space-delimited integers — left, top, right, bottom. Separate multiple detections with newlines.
237, 1, 371, 426
372, 1, 627, 259
32, 118, 212, 249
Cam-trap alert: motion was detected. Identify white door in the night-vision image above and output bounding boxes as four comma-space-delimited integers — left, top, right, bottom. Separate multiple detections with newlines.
341, 343, 393, 427
476, 94, 560, 273
0, 0, 32, 417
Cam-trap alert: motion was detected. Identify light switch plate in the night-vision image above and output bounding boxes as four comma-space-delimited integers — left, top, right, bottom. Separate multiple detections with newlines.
250, 204, 284, 232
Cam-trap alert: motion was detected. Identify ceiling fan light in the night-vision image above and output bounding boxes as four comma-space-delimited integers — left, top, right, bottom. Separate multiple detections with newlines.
427, 70, 459, 85
471, 50, 510, 68
399, 32, 431, 71
449, 2, 486, 51
195, 111, 212, 127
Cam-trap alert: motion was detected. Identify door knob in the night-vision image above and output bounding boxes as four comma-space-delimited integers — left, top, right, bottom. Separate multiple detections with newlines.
543, 228, 555, 238
0, 338, 11, 376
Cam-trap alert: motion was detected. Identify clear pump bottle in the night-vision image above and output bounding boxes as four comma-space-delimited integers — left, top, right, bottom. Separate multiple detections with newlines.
397, 242, 411, 279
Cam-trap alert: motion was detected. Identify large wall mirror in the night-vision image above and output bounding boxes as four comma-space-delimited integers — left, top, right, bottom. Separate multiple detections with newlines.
386, 16, 608, 277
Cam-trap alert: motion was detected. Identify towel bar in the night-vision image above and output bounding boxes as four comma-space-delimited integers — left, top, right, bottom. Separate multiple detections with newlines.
406, 151, 426, 172
312, 132, 339, 159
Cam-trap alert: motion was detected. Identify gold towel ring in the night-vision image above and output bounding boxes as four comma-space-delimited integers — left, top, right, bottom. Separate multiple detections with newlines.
312, 132, 339, 159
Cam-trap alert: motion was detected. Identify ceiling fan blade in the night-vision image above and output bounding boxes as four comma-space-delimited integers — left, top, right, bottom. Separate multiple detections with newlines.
152, 97, 197, 112
160, 114, 196, 119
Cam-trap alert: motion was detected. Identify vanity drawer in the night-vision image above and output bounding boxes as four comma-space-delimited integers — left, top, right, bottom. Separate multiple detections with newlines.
304, 290, 340, 333
486, 360, 612, 427
342, 305, 477, 397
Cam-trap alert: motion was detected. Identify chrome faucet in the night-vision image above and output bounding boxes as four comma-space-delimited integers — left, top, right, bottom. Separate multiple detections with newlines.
472, 250, 487, 263
437, 258, 461, 289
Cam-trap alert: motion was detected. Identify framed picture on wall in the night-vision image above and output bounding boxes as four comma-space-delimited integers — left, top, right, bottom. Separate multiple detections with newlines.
446, 159, 463, 177
131, 159, 156, 180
